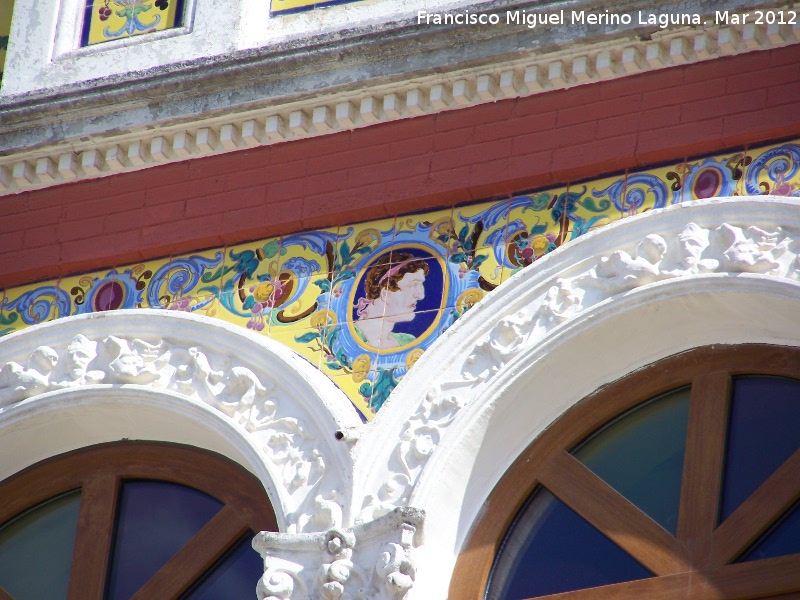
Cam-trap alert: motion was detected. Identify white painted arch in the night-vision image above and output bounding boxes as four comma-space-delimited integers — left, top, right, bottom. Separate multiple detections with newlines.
0, 310, 362, 534
355, 196, 800, 599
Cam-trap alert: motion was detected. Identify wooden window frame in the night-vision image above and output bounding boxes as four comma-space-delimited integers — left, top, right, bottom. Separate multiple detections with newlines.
451, 344, 800, 600
0, 442, 277, 600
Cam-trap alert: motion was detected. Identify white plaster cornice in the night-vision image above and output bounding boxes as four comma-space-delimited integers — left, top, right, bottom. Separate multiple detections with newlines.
1, 14, 797, 197
0, 310, 362, 534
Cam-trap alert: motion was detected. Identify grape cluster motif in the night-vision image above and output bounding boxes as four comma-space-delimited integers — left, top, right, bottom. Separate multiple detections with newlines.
98, 4, 113, 20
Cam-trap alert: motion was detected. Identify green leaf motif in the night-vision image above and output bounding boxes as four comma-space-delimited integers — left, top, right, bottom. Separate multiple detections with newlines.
263, 240, 281, 258
0, 312, 18, 326
531, 224, 547, 235
579, 197, 612, 213
229, 249, 259, 278
295, 331, 320, 343
368, 369, 398, 413
339, 241, 351, 262
528, 192, 551, 211
201, 265, 230, 283
314, 279, 331, 292
336, 270, 356, 284
324, 327, 339, 348
337, 351, 352, 369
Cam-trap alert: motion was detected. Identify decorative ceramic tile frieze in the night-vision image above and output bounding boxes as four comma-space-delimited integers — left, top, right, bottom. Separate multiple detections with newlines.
3, 139, 799, 418
270, 0, 362, 16
0, 0, 11, 81
81, 0, 185, 46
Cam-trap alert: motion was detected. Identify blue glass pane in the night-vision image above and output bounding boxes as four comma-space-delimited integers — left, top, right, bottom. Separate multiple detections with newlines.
182, 534, 263, 600
721, 377, 800, 522
106, 481, 223, 600
740, 501, 800, 562
486, 488, 652, 599
0, 490, 82, 600
572, 388, 691, 534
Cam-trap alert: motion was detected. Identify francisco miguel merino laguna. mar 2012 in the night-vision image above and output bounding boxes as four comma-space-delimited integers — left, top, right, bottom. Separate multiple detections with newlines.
416, 9, 711, 28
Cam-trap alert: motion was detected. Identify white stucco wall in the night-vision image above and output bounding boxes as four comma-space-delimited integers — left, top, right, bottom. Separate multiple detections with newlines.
1, 0, 481, 96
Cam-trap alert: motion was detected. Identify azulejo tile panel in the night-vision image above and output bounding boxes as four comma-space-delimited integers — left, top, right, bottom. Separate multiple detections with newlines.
3, 139, 799, 418
270, 0, 363, 17
81, 0, 185, 47
744, 141, 800, 197
0, 0, 12, 81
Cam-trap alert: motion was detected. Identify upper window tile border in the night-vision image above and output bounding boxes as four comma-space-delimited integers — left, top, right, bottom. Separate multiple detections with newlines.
52, 0, 196, 59
270, 0, 364, 17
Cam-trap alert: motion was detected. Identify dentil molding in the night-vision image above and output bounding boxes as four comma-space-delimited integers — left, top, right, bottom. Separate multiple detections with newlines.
1, 16, 797, 196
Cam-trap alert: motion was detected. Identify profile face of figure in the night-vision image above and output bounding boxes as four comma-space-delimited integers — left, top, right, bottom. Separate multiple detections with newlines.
354, 252, 430, 350
382, 270, 425, 322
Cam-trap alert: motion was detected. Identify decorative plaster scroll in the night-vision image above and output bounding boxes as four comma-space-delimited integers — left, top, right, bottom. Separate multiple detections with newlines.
460, 221, 798, 382
357, 199, 800, 521
254, 508, 423, 600
0, 313, 359, 533
2, 19, 798, 196
358, 387, 463, 523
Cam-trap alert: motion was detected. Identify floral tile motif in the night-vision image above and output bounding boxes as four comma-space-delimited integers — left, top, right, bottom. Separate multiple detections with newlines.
678, 151, 747, 203
565, 177, 622, 242
450, 198, 509, 292
216, 290, 264, 334
81, 0, 185, 47
744, 141, 800, 198
586, 165, 682, 227
60, 269, 130, 315
0, 280, 67, 335
270, 273, 332, 332
218, 238, 289, 333
329, 218, 395, 303
496, 187, 565, 283
391, 207, 453, 264
271, 322, 327, 368
270, 0, 363, 17
0, 0, 12, 82
2, 138, 797, 417
150, 250, 225, 311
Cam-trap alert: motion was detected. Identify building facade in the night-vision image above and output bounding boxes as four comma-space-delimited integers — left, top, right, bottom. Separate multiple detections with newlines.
1, 0, 799, 597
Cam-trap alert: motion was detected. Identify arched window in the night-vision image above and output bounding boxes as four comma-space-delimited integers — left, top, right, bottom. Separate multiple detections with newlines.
452, 345, 800, 600
0, 442, 276, 600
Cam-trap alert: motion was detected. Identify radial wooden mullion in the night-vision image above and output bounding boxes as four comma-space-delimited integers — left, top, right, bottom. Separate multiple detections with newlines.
695, 554, 800, 599
66, 473, 119, 600
709, 447, 800, 566
130, 505, 249, 600
677, 371, 731, 567
521, 571, 695, 600
539, 450, 691, 576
